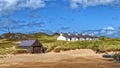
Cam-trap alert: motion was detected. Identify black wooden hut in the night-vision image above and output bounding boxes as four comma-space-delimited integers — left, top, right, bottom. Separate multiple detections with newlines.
19, 39, 45, 53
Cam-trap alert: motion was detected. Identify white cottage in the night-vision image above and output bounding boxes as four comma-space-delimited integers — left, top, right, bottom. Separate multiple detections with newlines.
57, 33, 66, 41
57, 33, 71, 41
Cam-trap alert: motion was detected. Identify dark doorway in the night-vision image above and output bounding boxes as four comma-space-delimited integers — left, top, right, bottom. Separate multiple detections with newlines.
33, 46, 41, 53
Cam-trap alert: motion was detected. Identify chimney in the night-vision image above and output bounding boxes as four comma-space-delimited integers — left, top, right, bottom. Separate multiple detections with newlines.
67, 32, 71, 35
82, 33, 85, 36
89, 33, 94, 36
91, 33, 94, 36
60, 32, 63, 36
75, 32, 78, 36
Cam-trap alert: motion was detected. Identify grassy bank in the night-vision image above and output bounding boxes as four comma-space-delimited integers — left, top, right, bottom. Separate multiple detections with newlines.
53, 40, 120, 53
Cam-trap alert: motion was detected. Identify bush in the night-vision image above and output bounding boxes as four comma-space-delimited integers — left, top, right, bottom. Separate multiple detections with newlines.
15, 49, 29, 54
0, 49, 29, 55
53, 48, 61, 53
113, 52, 120, 60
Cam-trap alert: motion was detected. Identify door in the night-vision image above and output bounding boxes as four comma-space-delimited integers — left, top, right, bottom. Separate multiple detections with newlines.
33, 47, 41, 53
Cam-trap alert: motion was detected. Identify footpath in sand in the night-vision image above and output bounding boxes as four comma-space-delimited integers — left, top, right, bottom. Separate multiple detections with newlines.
0, 49, 119, 68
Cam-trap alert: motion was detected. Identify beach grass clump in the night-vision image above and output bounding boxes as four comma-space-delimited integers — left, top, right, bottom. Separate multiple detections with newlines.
14, 49, 29, 54
0, 48, 29, 55
43, 41, 67, 52
53, 48, 61, 53
113, 52, 120, 62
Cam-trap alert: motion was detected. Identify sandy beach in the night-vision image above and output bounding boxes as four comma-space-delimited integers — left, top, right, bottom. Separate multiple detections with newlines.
0, 49, 119, 68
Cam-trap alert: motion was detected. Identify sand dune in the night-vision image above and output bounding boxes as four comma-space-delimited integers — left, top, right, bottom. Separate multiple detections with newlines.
0, 49, 118, 68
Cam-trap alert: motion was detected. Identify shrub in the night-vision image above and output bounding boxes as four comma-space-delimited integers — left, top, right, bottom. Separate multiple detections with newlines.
14, 49, 29, 54
0, 49, 29, 55
53, 48, 61, 53
113, 52, 120, 60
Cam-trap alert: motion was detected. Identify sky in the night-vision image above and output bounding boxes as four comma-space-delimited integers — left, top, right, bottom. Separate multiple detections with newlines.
0, 0, 120, 34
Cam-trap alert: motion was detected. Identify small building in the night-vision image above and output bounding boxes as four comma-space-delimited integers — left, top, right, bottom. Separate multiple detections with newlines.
19, 39, 45, 53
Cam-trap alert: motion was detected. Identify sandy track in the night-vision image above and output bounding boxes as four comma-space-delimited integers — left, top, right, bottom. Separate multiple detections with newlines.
0, 49, 119, 68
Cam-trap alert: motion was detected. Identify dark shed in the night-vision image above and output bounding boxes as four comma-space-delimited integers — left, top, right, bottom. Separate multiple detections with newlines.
19, 39, 44, 53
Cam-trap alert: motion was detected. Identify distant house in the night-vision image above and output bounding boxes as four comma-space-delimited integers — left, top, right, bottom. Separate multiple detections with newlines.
19, 39, 45, 53
57, 33, 99, 41
57, 33, 71, 41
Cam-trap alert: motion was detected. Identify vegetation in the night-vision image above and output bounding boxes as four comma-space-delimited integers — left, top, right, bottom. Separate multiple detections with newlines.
0, 33, 120, 54
0, 49, 29, 55
29, 35, 120, 53
113, 52, 120, 62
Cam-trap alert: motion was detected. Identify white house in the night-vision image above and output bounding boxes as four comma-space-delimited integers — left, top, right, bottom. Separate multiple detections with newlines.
57, 33, 71, 41
57, 33, 66, 41
57, 33, 99, 41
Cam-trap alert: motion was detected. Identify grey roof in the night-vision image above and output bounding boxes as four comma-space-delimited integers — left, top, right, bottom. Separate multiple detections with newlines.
84, 35, 93, 38
62, 33, 84, 39
62, 33, 71, 38
19, 40, 36, 46
70, 34, 79, 38
62, 33, 98, 39
78, 34, 86, 38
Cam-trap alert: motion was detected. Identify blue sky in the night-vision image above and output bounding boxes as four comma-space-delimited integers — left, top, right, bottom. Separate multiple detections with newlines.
0, 0, 120, 34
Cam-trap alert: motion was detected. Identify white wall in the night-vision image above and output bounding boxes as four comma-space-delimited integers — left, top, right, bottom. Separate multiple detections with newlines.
66, 38, 70, 41
86, 38, 93, 40
71, 38, 79, 41
57, 36, 66, 41
79, 38, 85, 40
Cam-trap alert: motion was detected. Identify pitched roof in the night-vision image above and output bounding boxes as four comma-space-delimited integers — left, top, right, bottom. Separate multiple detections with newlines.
19, 40, 36, 46
62, 33, 71, 38
61, 33, 98, 39
84, 35, 93, 38
78, 34, 86, 38
70, 34, 79, 38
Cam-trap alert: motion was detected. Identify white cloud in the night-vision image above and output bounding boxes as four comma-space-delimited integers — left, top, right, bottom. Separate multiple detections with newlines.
67, 0, 120, 9
21, 0, 45, 9
0, 0, 47, 15
103, 26, 115, 30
